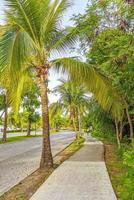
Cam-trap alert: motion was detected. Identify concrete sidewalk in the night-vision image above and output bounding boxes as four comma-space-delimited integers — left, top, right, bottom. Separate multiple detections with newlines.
30, 139, 117, 200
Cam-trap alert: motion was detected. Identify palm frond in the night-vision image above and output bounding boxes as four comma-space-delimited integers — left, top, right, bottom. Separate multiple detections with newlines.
0, 25, 35, 85
10, 72, 33, 114
49, 26, 79, 56
53, 57, 124, 119
5, 0, 45, 43
49, 101, 63, 117
43, 0, 71, 47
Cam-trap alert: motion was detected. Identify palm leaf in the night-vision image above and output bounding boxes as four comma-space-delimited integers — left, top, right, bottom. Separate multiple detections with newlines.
5, 0, 39, 43
49, 27, 79, 56
53, 57, 124, 119
43, 0, 71, 48
0, 26, 35, 85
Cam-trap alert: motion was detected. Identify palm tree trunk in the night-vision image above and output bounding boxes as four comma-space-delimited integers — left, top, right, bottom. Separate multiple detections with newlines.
70, 108, 74, 130
70, 107, 79, 138
2, 105, 8, 142
72, 117, 77, 132
27, 116, 31, 136
37, 66, 53, 168
78, 109, 81, 135
72, 117, 80, 139
115, 119, 121, 148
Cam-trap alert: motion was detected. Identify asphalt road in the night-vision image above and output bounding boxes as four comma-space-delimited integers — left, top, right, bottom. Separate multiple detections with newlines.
0, 131, 75, 196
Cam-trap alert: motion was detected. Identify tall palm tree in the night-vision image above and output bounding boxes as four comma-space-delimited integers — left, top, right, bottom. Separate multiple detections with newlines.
0, 0, 124, 168
53, 80, 90, 137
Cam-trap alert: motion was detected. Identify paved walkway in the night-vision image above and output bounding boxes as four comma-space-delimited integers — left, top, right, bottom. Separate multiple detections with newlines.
30, 137, 117, 200
0, 131, 75, 196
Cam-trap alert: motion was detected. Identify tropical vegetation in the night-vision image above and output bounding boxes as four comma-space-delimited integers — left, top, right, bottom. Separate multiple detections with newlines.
0, 0, 122, 168
0, 0, 134, 198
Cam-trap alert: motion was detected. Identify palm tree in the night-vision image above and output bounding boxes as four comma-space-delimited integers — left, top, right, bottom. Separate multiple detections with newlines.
53, 80, 89, 137
22, 84, 40, 136
49, 104, 64, 131
0, 91, 8, 142
0, 0, 124, 168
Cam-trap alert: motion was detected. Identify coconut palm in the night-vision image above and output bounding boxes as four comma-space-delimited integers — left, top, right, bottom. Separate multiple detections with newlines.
49, 103, 64, 131
0, 59, 32, 141
53, 80, 90, 137
0, 0, 124, 168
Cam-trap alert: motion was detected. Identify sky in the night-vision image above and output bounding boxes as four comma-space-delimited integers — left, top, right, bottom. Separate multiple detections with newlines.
49, 0, 89, 102
0, 0, 89, 103
0, 0, 89, 24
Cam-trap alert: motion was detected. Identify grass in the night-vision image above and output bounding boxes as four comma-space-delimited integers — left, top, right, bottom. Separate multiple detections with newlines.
104, 141, 125, 199
0, 135, 42, 144
0, 137, 85, 200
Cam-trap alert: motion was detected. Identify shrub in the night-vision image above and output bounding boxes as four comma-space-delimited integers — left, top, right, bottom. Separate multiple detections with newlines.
121, 149, 134, 200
